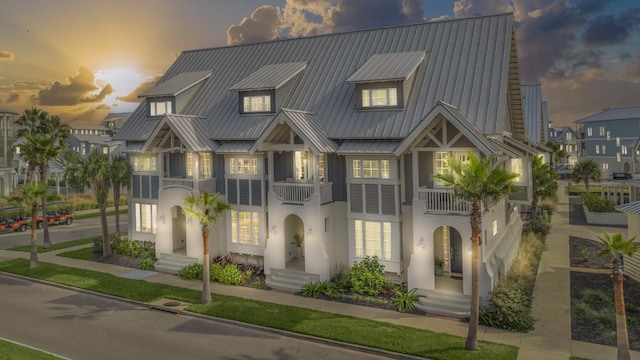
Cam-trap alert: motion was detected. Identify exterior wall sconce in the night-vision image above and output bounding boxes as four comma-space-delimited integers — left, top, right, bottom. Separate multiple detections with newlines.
187, 217, 193, 225
307, 227, 313, 236
159, 214, 165, 224
417, 237, 425, 249
270, 225, 277, 234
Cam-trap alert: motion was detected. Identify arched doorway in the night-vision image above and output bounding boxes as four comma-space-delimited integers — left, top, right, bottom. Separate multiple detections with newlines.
624, 162, 631, 173
284, 214, 304, 271
171, 205, 187, 254
433, 225, 463, 292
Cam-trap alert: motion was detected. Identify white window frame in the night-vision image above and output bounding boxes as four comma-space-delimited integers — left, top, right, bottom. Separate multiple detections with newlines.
294, 151, 309, 181
354, 220, 391, 260
511, 158, 523, 182
595, 145, 600, 154
132, 155, 157, 172
616, 137, 620, 147
200, 153, 212, 179
587, 127, 593, 137
149, 100, 173, 116
242, 95, 271, 113
602, 163, 608, 170
135, 203, 157, 234
362, 87, 398, 108
492, 219, 498, 236
599, 127, 605, 136
230, 210, 259, 245
186, 152, 194, 177
352, 159, 390, 179
602, 145, 606, 154
617, 153, 621, 162
622, 146, 628, 155
229, 158, 258, 175
318, 153, 326, 183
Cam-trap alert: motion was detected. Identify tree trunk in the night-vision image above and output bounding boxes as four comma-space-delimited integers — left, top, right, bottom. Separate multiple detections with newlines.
530, 196, 539, 221
585, 179, 590, 193
29, 204, 39, 268
202, 230, 212, 304
41, 197, 52, 248
114, 187, 121, 239
465, 204, 481, 351
100, 204, 111, 256
613, 273, 631, 360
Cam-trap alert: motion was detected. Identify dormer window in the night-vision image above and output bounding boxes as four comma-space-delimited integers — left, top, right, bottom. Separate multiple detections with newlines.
359, 83, 401, 109
149, 99, 173, 117
241, 92, 274, 113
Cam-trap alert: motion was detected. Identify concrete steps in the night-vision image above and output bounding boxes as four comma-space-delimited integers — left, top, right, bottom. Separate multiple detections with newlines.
154, 253, 198, 274
265, 268, 320, 293
414, 290, 471, 318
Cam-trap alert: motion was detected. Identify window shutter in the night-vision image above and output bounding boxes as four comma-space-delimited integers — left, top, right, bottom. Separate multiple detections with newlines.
239, 179, 250, 205
141, 175, 150, 198
350, 183, 363, 213
251, 180, 262, 206
132, 175, 141, 198
227, 179, 238, 205
151, 176, 159, 199
365, 184, 379, 214
380, 185, 396, 215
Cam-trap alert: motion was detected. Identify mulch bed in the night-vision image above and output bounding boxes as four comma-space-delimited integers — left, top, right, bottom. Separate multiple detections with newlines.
570, 237, 640, 350
92, 253, 144, 268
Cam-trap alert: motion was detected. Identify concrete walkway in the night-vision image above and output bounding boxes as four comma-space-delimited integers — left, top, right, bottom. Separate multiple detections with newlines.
1, 183, 638, 359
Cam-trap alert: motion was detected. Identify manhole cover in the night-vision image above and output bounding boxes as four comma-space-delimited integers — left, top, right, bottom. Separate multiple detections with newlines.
163, 301, 182, 307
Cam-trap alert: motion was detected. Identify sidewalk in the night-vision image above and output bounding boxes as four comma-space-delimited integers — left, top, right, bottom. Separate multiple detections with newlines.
0, 183, 638, 359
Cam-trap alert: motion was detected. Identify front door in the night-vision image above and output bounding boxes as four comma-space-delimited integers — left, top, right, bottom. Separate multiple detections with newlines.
449, 229, 462, 274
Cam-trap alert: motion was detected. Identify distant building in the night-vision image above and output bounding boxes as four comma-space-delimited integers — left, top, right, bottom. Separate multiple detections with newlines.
0, 108, 19, 195
100, 112, 132, 137
575, 105, 640, 179
548, 126, 579, 170
67, 124, 113, 156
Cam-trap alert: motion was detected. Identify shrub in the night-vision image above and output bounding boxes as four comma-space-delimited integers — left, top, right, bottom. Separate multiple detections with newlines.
628, 317, 638, 326
210, 263, 223, 281
319, 280, 344, 299
92, 236, 103, 253
626, 303, 638, 313
538, 198, 557, 216
480, 282, 535, 332
212, 254, 234, 267
581, 193, 617, 213
349, 256, 386, 296
177, 263, 204, 280
113, 239, 141, 258
139, 257, 155, 270
217, 264, 249, 285
579, 249, 592, 262
581, 289, 613, 309
393, 287, 419, 312
332, 272, 351, 291
301, 281, 323, 297
522, 220, 551, 239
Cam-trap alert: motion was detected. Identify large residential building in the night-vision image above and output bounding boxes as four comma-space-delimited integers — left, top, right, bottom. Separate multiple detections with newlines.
0, 108, 19, 195
114, 13, 539, 316
575, 105, 640, 179
548, 126, 579, 170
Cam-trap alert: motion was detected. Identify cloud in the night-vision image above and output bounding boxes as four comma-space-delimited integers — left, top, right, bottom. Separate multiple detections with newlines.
329, 0, 425, 33
0, 51, 14, 61
38, 67, 112, 106
583, 8, 640, 46
6, 93, 19, 103
117, 75, 162, 102
227, 5, 282, 45
94, 104, 112, 111
453, 0, 512, 18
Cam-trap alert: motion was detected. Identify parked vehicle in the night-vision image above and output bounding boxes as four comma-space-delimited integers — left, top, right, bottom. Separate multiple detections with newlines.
34, 202, 74, 228
0, 207, 29, 232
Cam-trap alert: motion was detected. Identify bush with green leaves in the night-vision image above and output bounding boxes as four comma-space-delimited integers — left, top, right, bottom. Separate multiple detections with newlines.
217, 264, 250, 285
393, 286, 419, 312
522, 219, 551, 239
480, 282, 535, 332
349, 256, 386, 296
301, 281, 323, 297
177, 263, 204, 280
113, 239, 141, 258
581, 193, 617, 213
139, 257, 155, 270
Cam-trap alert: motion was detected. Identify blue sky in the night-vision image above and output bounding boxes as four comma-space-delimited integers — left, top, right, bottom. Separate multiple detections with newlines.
0, 0, 638, 127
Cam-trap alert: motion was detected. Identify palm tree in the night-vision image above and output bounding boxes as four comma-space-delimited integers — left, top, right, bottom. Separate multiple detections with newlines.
545, 141, 568, 169
598, 232, 638, 360
109, 155, 132, 238
433, 151, 518, 351
530, 155, 558, 221
572, 159, 601, 193
16, 107, 48, 184
39, 115, 70, 148
10, 183, 48, 268
183, 191, 231, 304
79, 150, 113, 256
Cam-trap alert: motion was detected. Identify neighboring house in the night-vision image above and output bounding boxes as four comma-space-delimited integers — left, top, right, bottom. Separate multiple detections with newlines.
548, 126, 579, 170
615, 192, 640, 282
0, 108, 19, 195
114, 13, 536, 315
575, 105, 640, 179
68, 124, 115, 156
100, 112, 132, 137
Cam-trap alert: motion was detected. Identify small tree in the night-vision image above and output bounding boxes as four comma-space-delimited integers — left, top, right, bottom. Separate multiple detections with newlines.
10, 183, 48, 268
109, 155, 132, 238
183, 191, 230, 304
572, 159, 601, 193
545, 141, 568, 169
598, 232, 638, 360
530, 155, 558, 221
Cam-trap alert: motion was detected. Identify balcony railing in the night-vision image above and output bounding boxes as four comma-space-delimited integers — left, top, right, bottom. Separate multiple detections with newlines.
272, 181, 333, 204
163, 178, 216, 193
418, 187, 470, 214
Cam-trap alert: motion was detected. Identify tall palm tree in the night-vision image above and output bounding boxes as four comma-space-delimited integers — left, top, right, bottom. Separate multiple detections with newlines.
79, 150, 113, 256
16, 107, 48, 184
39, 115, 70, 149
433, 151, 518, 351
183, 191, 231, 304
545, 141, 568, 169
530, 155, 558, 221
10, 183, 48, 268
109, 155, 132, 238
572, 159, 601, 193
598, 232, 638, 360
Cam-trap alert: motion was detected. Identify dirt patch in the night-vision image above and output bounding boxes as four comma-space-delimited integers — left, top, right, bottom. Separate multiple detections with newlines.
569, 236, 610, 269
91, 252, 144, 269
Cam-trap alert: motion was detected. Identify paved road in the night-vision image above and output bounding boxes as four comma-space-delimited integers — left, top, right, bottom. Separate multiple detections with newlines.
0, 274, 392, 360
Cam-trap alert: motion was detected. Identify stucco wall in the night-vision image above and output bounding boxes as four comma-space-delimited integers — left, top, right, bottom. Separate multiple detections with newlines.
583, 205, 627, 226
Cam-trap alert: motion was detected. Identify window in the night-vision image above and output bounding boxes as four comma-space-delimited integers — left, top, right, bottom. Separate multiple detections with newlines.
318, 154, 326, 183
362, 87, 397, 107
602, 163, 608, 170
352, 159, 390, 179
102, 147, 108, 155
200, 153, 212, 179
567, 133, 572, 140
511, 158, 523, 182
242, 95, 271, 113
135, 203, 157, 233
132, 155, 157, 172
595, 145, 600, 154
186, 152, 193, 177
606, 131, 610, 140
617, 153, 621, 162
599, 127, 605, 136
492, 219, 498, 236
149, 100, 173, 116
587, 127, 593, 137
294, 151, 309, 180
354, 220, 391, 260
622, 146, 628, 155
230, 210, 259, 245
229, 158, 258, 175
602, 145, 606, 154
616, 137, 620, 147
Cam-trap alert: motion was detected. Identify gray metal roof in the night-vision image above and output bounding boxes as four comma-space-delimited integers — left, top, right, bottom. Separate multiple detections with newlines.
337, 141, 401, 154
488, 138, 523, 158
0, 108, 18, 115
123, 142, 144, 152
346, 51, 426, 83
139, 71, 212, 98
521, 84, 542, 145
144, 115, 218, 152
503, 136, 539, 156
216, 141, 254, 154
575, 105, 640, 123
615, 201, 640, 216
229, 62, 307, 91
116, 13, 522, 147
71, 134, 111, 144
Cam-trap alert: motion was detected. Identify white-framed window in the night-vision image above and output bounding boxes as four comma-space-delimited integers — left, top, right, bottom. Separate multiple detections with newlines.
352, 159, 390, 179
569, 157, 576, 166
595, 145, 600, 154
230, 210, 259, 245
242, 95, 271, 113
102, 147, 108, 155
318, 153, 326, 183
492, 219, 498, 236
602, 145, 606, 154
229, 158, 258, 175
599, 127, 605, 136
602, 163, 608, 170
149, 100, 172, 116
511, 158, 523, 182
616, 137, 620, 146
294, 151, 309, 181
567, 133, 572, 140
200, 153, 212, 179
587, 127, 593, 137
362, 87, 397, 107
135, 203, 157, 234
607, 131, 611, 140
617, 153, 621, 162
622, 146, 628, 155
186, 152, 194, 177
132, 155, 157, 172
354, 220, 391, 260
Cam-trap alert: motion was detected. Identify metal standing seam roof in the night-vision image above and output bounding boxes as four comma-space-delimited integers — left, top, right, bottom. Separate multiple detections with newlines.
216, 141, 255, 153
139, 71, 212, 98
116, 13, 521, 147
71, 134, 112, 144
521, 84, 542, 145
575, 105, 640, 123
0, 108, 17, 115
337, 140, 401, 154
143, 115, 218, 152
229, 62, 308, 91
346, 51, 426, 83
615, 201, 640, 216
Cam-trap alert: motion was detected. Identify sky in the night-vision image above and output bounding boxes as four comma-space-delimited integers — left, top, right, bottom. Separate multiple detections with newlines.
0, 0, 639, 128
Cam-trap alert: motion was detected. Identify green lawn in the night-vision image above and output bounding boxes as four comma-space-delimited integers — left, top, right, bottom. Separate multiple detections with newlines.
0, 258, 517, 360
57, 247, 94, 260
8, 237, 95, 253
0, 338, 62, 360
73, 208, 127, 220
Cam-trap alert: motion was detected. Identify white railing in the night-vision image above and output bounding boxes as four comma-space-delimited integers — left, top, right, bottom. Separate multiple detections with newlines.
418, 187, 470, 214
272, 181, 333, 204
163, 178, 216, 193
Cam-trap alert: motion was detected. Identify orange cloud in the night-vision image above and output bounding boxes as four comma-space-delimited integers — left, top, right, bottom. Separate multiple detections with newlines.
38, 67, 112, 106
0, 51, 14, 61
117, 75, 162, 102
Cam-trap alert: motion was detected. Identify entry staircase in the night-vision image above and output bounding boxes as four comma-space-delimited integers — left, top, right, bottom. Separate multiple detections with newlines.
154, 253, 198, 274
414, 289, 471, 318
265, 268, 320, 293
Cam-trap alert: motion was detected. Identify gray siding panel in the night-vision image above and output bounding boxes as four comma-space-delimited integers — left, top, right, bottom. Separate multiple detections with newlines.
214, 154, 225, 194
329, 154, 347, 202
251, 180, 262, 206
239, 179, 250, 205
381, 185, 396, 215
141, 175, 150, 198
403, 153, 413, 205
365, 184, 379, 214
132, 175, 141, 198
151, 176, 159, 199
274, 152, 292, 181
350, 183, 363, 213
227, 179, 238, 205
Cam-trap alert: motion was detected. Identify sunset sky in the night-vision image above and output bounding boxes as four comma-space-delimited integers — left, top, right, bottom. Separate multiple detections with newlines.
1, 0, 639, 128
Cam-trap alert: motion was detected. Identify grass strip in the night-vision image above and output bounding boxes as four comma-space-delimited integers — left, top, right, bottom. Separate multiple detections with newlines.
57, 247, 94, 260
0, 338, 62, 360
0, 258, 517, 360
8, 237, 94, 253
73, 208, 127, 220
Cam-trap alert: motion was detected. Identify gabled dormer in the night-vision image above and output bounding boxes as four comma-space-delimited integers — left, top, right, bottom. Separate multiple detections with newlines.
229, 62, 307, 115
347, 51, 425, 110
138, 71, 212, 117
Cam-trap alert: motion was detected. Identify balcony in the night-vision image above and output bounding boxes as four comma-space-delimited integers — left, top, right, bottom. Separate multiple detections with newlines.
163, 178, 216, 193
272, 181, 333, 204
418, 187, 470, 214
